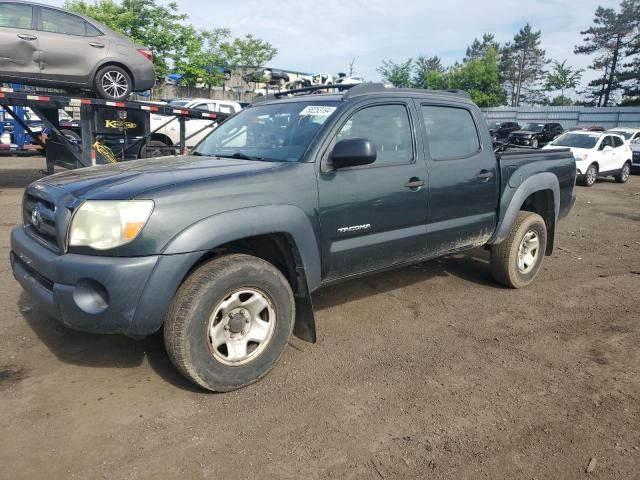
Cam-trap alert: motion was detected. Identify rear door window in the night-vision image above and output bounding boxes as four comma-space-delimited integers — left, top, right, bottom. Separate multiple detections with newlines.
85, 23, 102, 37
421, 105, 480, 160
0, 3, 33, 29
41, 8, 88, 36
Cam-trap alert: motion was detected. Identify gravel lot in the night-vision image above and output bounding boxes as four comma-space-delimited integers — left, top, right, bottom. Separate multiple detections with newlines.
0, 156, 639, 479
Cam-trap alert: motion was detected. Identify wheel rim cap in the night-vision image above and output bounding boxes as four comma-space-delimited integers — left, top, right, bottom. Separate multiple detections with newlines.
517, 230, 540, 274
207, 288, 276, 366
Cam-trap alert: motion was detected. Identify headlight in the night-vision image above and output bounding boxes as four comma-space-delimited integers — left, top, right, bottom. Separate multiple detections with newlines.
69, 200, 154, 250
574, 153, 589, 162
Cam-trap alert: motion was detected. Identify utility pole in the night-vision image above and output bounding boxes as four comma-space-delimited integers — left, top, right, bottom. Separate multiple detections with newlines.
349, 58, 355, 77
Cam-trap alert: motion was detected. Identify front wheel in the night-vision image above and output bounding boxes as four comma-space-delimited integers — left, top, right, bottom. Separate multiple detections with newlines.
581, 163, 598, 187
531, 138, 539, 149
490, 211, 547, 289
164, 254, 295, 392
615, 162, 631, 183
94, 65, 132, 101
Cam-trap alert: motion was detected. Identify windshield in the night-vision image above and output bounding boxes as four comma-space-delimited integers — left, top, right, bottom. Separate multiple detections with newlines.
608, 130, 632, 140
551, 133, 600, 149
487, 121, 502, 129
193, 101, 340, 162
523, 123, 545, 132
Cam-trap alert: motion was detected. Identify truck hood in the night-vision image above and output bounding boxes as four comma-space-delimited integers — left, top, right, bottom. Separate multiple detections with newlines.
35, 155, 292, 200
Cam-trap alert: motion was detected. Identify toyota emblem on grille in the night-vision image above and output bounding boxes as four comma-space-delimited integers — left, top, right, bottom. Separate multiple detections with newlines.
31, 205, 42, 228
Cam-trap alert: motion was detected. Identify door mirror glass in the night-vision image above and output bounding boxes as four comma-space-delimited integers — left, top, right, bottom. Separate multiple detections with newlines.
331, 138, 376, 169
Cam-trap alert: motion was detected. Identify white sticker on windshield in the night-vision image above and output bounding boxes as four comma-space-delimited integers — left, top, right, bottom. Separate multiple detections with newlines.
300, 105, 337, 116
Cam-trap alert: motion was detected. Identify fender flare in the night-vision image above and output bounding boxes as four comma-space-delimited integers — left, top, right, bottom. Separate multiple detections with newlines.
488, 172, 560, 245
162, 204, 322, 291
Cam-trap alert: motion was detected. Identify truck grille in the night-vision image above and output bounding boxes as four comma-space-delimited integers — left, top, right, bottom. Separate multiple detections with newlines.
633, 151, 640, 166
23, 193, 60, 252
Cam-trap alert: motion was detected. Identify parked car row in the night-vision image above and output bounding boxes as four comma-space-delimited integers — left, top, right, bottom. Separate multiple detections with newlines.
488, 118, 638, 186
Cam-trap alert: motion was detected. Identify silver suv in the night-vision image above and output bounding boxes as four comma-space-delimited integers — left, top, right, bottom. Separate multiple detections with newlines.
0, 1, 155, 100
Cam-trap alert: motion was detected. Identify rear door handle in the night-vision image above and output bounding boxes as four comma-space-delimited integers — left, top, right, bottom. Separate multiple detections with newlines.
477, 170, 495, 181
89, 42, 105, 48
17, 34, 37, 41
404, 178, 426, 190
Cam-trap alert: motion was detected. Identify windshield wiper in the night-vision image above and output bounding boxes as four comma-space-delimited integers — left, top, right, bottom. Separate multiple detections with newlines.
191, 151, 210, 156
216, 152, 266, 161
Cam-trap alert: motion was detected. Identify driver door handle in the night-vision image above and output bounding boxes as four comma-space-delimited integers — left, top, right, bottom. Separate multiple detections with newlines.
404, 178, 426, 190
17, 34, 37, 41
89, 42, 105, 48
478, 170, 495, 181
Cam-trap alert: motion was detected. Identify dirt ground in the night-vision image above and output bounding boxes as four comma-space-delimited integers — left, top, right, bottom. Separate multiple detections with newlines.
0, 156, 638, 480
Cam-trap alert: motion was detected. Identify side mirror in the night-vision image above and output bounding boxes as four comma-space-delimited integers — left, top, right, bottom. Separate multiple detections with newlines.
603, 145, 613, 152
330, 138, 376, 169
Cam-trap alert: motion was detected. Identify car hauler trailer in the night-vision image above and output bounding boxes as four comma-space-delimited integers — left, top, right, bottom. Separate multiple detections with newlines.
0, 87, 229, 173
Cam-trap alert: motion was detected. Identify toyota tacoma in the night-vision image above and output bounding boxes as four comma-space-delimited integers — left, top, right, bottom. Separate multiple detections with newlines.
10, 84, 577, 391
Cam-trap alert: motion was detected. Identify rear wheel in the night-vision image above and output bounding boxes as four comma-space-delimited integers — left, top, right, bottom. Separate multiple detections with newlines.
164, 254, 295, 392
94, 65, 132, 101
615, 162, 631, 183
490, 211, 547, 289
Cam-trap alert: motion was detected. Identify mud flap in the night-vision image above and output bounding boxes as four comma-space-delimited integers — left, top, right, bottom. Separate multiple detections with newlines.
293, 274, 316, 343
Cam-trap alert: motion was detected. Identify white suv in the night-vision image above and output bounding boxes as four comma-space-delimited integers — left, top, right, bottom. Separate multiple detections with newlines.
606, 127, 640, 146
148, 99, 242, 155
544, 131, 632, 186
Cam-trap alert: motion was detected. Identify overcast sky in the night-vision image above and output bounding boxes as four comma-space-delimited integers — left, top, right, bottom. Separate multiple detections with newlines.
42, 0, 620, 86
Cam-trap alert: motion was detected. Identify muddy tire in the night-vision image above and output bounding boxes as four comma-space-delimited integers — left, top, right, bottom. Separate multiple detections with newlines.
490, 211, 547, 289
164, 254, 295, 392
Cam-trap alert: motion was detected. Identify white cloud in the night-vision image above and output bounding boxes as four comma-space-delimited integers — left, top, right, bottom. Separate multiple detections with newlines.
41, 0, 621, 87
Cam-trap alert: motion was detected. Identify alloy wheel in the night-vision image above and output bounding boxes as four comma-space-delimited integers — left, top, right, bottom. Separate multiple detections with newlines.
101, 70, 129, 99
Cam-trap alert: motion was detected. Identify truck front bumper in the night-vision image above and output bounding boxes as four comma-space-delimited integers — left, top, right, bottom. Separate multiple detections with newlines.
10, 227, 200, 336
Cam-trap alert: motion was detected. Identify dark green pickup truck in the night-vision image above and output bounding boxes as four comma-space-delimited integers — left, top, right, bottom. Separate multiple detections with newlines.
10, 84, 576, 391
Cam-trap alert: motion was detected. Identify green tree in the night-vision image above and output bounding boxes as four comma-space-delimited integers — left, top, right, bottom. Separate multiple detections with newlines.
575, 0, 640, 106
220, 34, 277, 92
377, 59, 414, 88
464, 33, 500, 63
544, 60, 583, 104
174, 28, 231, 93
500, 24, 548, 106
448, 47, 506, 107
549, 95, 575, 106
221, 34, 277, 70
412, 56, 447, 89
64, 0, 194, 80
